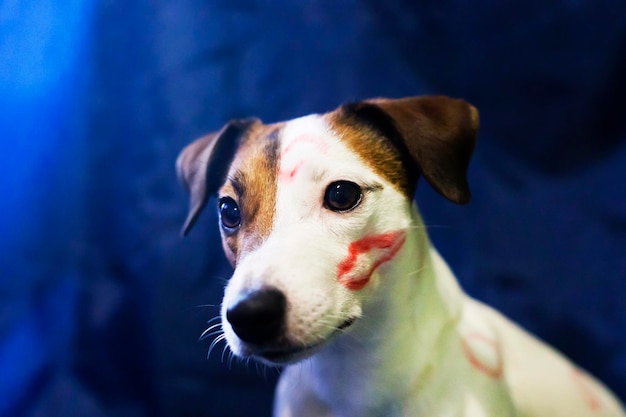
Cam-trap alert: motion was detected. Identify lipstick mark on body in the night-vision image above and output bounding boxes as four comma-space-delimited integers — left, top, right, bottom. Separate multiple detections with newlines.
279, 134, 329, 182
572, 368, 602, 411
337, 230, 406, 291
461, 332, 503, 379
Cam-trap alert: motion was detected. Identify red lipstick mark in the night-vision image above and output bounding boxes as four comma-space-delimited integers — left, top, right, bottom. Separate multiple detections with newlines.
283, 134, 330, 155
279, 134, 329, 182
337, 230, 406, 291
572, 368, 602, 411
279, 160, 304, 182
460, 332, 503, 379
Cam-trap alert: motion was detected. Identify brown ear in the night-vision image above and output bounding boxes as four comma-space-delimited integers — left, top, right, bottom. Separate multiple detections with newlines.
344, 96, 478, 204
372, 96, 478, 203
176, 118, 258, 236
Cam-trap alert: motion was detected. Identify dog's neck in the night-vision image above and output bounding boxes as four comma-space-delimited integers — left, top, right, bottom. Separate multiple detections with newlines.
307, 203, 465, 413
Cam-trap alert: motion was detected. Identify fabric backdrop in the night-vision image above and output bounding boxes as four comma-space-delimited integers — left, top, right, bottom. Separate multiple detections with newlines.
1, 1, 625, 416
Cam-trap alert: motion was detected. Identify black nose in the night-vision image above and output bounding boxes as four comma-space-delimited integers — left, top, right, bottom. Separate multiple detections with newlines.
226, 288, 286, 345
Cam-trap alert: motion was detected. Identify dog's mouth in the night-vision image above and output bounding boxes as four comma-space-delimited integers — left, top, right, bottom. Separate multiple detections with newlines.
255, 317, 357, 365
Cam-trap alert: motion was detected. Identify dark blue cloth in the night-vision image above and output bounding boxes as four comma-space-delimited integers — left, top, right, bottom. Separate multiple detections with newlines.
1, 1, 624, 416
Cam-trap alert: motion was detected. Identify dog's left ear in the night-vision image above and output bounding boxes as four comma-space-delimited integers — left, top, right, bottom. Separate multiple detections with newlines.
347, 96, 478, 204
176, 118, 258, 236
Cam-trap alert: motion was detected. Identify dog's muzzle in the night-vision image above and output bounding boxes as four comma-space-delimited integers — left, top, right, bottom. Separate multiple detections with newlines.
226, 287, 357, 364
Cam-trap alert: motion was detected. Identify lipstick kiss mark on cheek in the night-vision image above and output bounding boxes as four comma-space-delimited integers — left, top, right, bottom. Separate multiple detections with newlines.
336, 230, 407, 291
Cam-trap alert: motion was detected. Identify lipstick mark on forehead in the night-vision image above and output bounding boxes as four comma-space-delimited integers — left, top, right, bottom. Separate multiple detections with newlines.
337, 230, 406, 291
283, 133, 330, 155
279, 160, 305, 182
279, 133, 330, 182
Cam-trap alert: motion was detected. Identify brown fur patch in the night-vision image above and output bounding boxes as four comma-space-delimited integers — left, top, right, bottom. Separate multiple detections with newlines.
327, 96, 478, 203
327, 110, 416, 197
219, 124, 282, 265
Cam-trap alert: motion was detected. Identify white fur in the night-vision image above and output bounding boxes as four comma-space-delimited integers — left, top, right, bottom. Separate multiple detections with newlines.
218, 116, 625, 417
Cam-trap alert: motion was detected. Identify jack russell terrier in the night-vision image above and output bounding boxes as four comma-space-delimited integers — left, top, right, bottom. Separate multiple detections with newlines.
177, 96, 625, 416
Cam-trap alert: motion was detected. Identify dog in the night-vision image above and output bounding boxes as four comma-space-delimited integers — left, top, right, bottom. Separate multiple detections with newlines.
177, 96, 625, 416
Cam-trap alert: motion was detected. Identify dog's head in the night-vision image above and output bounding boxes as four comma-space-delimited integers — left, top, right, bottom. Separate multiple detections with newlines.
178, 96, 478, 365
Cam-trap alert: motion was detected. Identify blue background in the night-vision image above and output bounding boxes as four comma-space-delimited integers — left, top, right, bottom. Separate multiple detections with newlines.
1, 1, 625, 416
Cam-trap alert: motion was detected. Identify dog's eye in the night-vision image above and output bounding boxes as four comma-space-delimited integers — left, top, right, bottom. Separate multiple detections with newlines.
219, 197, 241, 230
324, 181, 362, 212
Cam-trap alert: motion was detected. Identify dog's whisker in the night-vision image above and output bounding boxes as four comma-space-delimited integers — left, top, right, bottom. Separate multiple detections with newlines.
199, 329, 224, 342
227, 351, 236, 369
204, 321, 223, 332
194, 304, 220, 309
252, 359, 273, 377
220, 336, 230, 363
407, 265, 430, 276
206, 315, 222, 324
199, 318, 224, 341
198, 322, 223, 341
207, 334, 226, 359
220, 344, 229, 363
293, 361, 308, 390
183, 304, 219, 313
208, 274, 230, 285
221, 344, 234, 366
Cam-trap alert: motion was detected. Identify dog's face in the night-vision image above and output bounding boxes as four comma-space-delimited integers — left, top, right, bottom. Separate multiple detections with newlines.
216, 115, 414, 364
178, 96, 478, 365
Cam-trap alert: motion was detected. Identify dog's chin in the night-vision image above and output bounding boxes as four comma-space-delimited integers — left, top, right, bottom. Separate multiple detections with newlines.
244, 317, 357, 366
255, 341, 328, 366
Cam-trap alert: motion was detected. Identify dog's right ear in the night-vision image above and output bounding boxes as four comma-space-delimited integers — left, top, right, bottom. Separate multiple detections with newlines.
176, 118, 258, 236
339, 96, 478, 204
